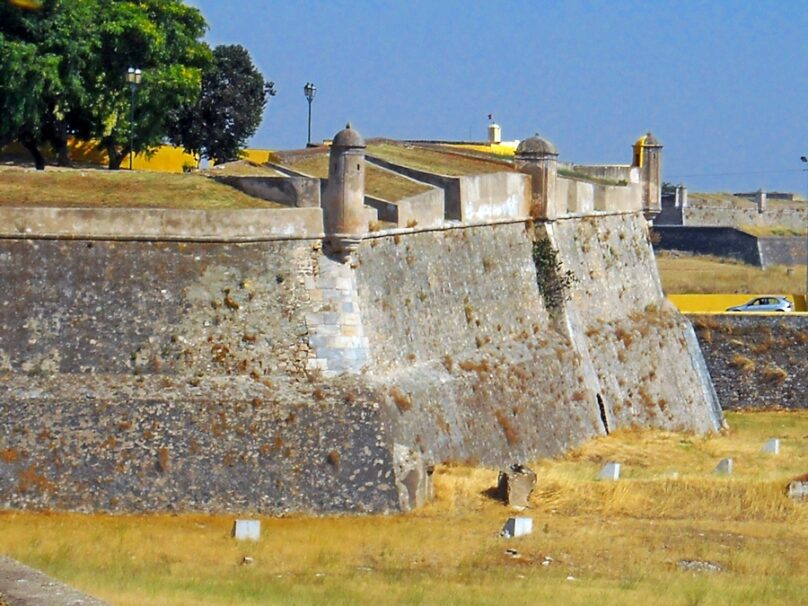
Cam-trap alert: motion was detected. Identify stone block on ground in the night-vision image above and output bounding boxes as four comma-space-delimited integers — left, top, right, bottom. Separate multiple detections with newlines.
497, 463, 537, 508
233, 519, 261, 541
598, 462, 621, 481
500, 517, 533, 538
761, 438, 780, 455
714, 458, 733, 475
787, 477, 808, 501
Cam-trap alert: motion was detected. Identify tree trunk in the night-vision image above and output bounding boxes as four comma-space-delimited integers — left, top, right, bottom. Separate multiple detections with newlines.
54, 139, 70, 167
50, 121, 71, 167
106, 142, 125, 170
21, 137, 45, 171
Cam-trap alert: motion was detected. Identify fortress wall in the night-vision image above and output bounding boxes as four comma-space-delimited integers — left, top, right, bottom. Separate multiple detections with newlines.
682, 205, 807, 231
551, 214, 723, 433
0, 214, 724, 513
0, 239, 319, 376
691, 315, 808, 410
557, 178, 641, 216
0, 207, 324, 241
0, 237, 402, 513
652, 226, 762, 265
355, 223, 607, 464
757, 237, 807, 267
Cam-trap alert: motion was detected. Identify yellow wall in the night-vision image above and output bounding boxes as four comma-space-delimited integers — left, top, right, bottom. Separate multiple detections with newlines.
1, 139, 274, 173
454, 143, 517, 157
668, 293, 807, 313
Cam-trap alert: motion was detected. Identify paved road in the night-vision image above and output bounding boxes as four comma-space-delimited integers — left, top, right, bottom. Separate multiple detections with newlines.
0, 556, 109, 606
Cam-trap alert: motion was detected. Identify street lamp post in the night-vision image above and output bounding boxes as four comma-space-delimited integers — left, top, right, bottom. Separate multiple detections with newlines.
126, 67, 142, 170
303, 82, 316, 146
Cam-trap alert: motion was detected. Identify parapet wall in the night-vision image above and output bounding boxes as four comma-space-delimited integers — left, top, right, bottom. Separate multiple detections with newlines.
0, 206, 324, 241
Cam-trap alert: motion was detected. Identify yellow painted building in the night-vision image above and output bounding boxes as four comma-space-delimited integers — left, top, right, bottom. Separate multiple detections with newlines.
1, 139, 275, 173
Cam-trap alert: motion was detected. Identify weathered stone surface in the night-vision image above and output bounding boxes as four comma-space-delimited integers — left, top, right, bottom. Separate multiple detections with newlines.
0, 213, 723, 513
552, 214, 723, 433
692, 315, 808, 410
497, 464, 537, 508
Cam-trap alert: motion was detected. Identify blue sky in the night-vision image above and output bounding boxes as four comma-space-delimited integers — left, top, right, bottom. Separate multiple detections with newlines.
188, 1, 807, 194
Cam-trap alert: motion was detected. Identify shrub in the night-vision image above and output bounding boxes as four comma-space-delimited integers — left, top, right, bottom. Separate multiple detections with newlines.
532, 238, 576, 310
730, 354, 756, 373
761, 366, 788, 384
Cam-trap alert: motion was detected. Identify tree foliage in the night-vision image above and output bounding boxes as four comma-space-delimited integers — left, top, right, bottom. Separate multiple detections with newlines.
0, 0, 210, 169
0, 0, 99, 168
169, 44, 269, 165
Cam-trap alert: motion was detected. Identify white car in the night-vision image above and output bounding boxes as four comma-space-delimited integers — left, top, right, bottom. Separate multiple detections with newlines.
726, 296, 793, 313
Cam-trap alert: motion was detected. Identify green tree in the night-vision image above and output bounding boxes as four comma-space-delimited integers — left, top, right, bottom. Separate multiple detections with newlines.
89, 0, 211, 169
0, 0, 210, 170
169, 44, 269, 165
0, 0, 99, 169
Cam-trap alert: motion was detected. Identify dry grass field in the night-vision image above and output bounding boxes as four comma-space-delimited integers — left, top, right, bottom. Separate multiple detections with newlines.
1, 411, 806, 606
0, 166, 281, 209
656, 252, 806, 294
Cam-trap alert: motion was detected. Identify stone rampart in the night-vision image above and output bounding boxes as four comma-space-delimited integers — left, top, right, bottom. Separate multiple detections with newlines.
0, 210, 723, 513
681, 205, 807, 232
652, 226, 762, 265
652, 226, 807, 267
550, 214, 722, 432
691, 315, 808, 410
758, 237, 807, 267
0, 207, 324, 241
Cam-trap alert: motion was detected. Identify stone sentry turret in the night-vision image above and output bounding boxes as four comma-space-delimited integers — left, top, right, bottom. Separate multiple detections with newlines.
633, 132, 663, 220
323, 123, 367, 258
514, 134, 559, 220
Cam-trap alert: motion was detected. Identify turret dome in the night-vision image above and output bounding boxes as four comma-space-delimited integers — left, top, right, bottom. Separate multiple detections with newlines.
332, 123, 365, 148
516, 134, 558, 157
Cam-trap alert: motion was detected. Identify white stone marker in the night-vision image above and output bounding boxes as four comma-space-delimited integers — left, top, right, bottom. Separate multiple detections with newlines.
714, 458, 733, 475
761, 439, 780, 455
500, 517, 533, 538
598, 462, 621, 481
233, 519, 261, 541
787, 481, 808, 501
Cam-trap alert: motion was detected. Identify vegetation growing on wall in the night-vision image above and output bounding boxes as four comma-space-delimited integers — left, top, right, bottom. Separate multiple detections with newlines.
532, 237, 576, 309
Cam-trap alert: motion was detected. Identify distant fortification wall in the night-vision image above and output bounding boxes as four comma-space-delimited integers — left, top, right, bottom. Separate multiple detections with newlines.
681, 205, 806, 231
691, 315, 808, 410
